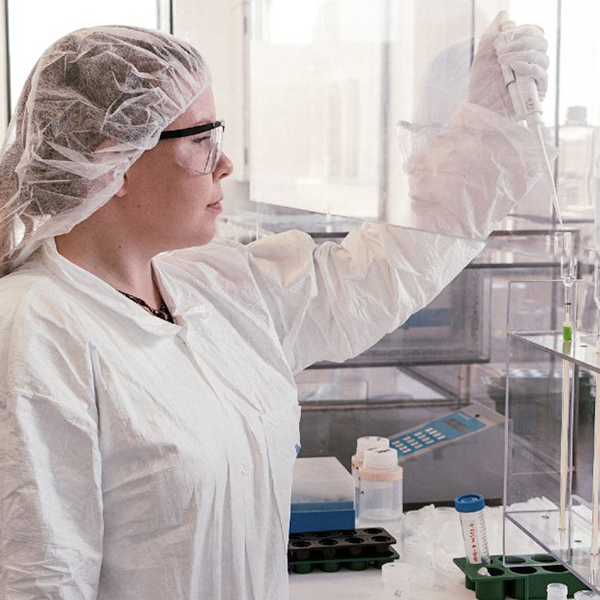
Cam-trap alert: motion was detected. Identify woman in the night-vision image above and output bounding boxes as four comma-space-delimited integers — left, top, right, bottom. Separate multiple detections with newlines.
0, 19, 549, 600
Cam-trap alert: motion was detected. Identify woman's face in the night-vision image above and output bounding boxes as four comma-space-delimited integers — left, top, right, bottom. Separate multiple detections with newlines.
119, 88, 233, 251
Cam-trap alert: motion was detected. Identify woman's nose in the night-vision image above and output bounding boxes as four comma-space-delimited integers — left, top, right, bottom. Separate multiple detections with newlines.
214, 151, 233, 180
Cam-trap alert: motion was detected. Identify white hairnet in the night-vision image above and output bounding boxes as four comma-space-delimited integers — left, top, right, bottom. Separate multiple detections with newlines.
0, 26, 211, 275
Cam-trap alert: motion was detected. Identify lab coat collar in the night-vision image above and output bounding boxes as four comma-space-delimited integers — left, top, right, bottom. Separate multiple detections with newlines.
151, 253, 210, 318
39, 240, 182, 337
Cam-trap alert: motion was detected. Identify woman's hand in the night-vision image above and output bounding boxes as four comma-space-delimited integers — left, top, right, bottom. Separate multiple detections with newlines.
467, 11, 549, 120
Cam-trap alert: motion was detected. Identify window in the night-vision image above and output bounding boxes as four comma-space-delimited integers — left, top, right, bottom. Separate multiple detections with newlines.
7, 0, 161, 112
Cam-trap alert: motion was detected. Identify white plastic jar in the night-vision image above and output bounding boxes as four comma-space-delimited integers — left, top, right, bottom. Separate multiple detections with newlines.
358, 447, 403, 523
351, 436, 390, 520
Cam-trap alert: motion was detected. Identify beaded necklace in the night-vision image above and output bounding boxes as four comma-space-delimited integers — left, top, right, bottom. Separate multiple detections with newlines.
118, 290, 175, 323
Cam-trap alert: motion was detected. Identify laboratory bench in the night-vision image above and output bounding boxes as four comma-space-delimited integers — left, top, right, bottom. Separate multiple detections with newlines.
288, 502, 591, 600
287, 510, 474, 599
289, 566, 474, 599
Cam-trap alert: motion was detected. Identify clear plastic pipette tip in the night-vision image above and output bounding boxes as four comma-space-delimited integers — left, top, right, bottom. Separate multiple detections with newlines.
555, 231, 575, 340
556, 232, 576, 285
532, 124, 564, 230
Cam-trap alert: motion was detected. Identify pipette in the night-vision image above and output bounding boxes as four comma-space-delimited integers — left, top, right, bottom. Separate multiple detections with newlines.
555, 231, 576, 533
496, 13, 570, 534
494, 14, 564, 230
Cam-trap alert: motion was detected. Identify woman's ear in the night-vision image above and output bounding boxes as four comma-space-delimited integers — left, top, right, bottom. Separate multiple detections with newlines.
114, 173, 128, 198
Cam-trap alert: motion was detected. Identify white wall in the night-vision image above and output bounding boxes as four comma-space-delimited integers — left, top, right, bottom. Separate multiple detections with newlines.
174, 0, 249, 183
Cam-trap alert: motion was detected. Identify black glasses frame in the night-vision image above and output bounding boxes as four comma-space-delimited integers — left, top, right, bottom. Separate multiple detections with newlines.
159, 120, 225, 140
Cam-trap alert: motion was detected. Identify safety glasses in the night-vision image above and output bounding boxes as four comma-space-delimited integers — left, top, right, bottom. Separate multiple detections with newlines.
159, 120, 225, 174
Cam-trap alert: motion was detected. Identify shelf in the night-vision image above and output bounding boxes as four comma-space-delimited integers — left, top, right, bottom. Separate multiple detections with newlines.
508, 331, 600, 374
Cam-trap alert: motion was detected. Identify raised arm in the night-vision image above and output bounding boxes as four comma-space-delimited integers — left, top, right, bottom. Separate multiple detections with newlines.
241, 13, 551, 374
243, 100, 551, 374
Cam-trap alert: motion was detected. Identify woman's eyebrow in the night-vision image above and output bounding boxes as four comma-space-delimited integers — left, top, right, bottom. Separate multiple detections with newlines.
193, 118, 217, 126
165, 118, 215, 132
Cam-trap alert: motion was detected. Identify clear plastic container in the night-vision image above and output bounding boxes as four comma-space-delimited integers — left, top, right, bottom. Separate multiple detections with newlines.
351, 436, 390, 520
402, 536, 433, 571
358, 448, 403, 524
454, 493, 490, 564
547, 582, 568, 600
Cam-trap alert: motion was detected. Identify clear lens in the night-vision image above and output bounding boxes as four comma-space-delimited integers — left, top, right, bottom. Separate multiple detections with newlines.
171, 124, 224, 174
397, 120, 450, 171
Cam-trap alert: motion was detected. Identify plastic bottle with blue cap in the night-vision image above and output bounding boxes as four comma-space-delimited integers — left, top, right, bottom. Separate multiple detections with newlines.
455, 493, 490, 564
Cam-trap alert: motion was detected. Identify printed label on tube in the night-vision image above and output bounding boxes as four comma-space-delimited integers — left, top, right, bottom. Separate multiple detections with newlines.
460, 513, 490, 564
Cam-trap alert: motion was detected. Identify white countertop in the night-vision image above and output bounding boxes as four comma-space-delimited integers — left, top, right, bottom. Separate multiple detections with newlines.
288, 503, 551, 600
289, 567, 474, 599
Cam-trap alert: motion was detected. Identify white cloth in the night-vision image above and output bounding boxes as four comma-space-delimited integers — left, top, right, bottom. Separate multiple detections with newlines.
0, 105, 548, 600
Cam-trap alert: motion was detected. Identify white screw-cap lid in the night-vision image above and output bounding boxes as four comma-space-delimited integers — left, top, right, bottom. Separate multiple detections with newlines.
381, 560, 412, 583
356, 436, 389, 457
364, 447, 399, 471
547, 583, 568, 600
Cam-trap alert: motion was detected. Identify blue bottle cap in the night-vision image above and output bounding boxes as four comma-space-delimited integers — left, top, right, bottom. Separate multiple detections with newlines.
454, 493, 485, 513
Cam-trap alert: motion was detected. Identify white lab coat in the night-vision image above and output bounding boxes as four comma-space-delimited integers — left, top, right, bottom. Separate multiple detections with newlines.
0, 104, 548, 599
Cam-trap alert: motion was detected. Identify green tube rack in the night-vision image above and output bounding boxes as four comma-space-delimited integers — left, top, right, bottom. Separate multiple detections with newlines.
453, 554, 590, 600
288, 527, 399, 574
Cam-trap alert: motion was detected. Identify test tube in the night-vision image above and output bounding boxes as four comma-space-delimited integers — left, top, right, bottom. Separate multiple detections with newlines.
454, 493, 490, 564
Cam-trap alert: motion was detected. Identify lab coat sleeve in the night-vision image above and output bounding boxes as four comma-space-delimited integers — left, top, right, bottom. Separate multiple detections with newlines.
244, 103, 550, 374
0, 309, 103, 599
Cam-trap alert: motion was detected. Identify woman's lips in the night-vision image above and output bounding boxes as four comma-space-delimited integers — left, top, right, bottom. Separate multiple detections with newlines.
207, 199, 222, 212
